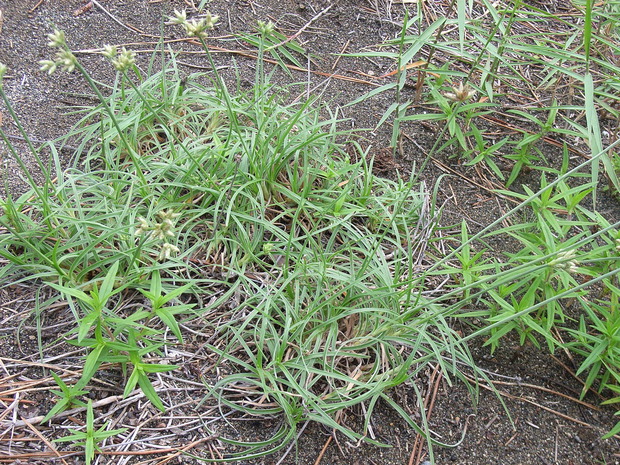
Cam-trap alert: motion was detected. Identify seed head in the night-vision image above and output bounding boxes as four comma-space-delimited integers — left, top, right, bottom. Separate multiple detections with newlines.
112, 47, 136, 72
444, 82, 476, 102
102, 45, 118, 59
550, 249, 579, 274
257, 20, 275, 37
40, 60, 57, 74
158, 243, 180, 261
158, 209, 181, 221
170, 9, 218, 39
57, 50, 77, 72
39, 50, 77, 75
47, 29, 66, 48
135, 217, 150, 236
170, 10, 187, 25
204, 12, 219, 29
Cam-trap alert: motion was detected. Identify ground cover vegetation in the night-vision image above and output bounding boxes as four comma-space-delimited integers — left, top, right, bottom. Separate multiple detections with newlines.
0, 0, 619, 463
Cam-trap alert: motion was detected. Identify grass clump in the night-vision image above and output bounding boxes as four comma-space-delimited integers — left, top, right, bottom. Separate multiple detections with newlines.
0, 16, 477, 463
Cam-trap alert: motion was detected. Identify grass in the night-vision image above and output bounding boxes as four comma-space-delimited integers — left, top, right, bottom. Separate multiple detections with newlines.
0, 1, 619, 463
350, 0, 620, 192
348, 0, 620, 441
0, 18, 481, 463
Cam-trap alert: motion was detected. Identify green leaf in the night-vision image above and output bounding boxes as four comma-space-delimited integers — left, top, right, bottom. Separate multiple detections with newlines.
457, 0, 466, 53
583, 72, 619, 199
79, 344, 106, 387
140, 363, 178, 374
48, 282, 93, 307
124, 367, 141, 398
137, 373, 165, 411
42, 372, 88, 424
78, 311, 99, 343
577, 342, 608, 377
85, 434, 95, 465
86, 397, 94, 426
159, 282, 194, 302
583, 0, 592, 64
99, 260, 120, 301
149, 268, 162, 296
42, 397, 71, 424
602, 419, 620, 440
95, 425, 127, 439
54, 432, 88, 443
154, 307, 183, 343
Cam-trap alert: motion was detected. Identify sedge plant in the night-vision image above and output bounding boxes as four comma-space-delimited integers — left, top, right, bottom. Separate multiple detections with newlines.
0, 11, 490, 464
1, 3, 618, 461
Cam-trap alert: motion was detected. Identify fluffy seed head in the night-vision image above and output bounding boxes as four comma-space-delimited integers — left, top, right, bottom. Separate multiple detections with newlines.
47, 29, 66, 48
102, 45, 118, 59
158, 243, 180, 261
444, 82, 476, 102
112, 47, 136, 72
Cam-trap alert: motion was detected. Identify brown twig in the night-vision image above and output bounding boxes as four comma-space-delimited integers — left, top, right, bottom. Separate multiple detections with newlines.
463, 373, 620, 441
487, 378, 601, 410
267, 4, 333, 51
21, 418, 70, 465
3, 394, 128, 427
431, 156, 519, 204
73, 1, 93, 16
107, 435, 217, 459
188, 41, 379, 86
331, 39, 350, 71
28, 0, 45, 13
313, 435, 332, 465
75, 42, 379, 87
0, 437, 217, 463
479, 114, 589, 159
0, 451, 77, 462
398, 129, 520, 204
549, 353, 605, 401
408, 364, 443, 465
90, 0, 146, 35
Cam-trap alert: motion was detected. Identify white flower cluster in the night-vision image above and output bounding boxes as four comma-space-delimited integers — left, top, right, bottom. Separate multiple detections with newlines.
170, 10, 219, 39
102, 45, 136, 72
135, 209, 181, 261
549, 249, 579, 274
39, 30, 78, 74
444, 82, 476, 102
